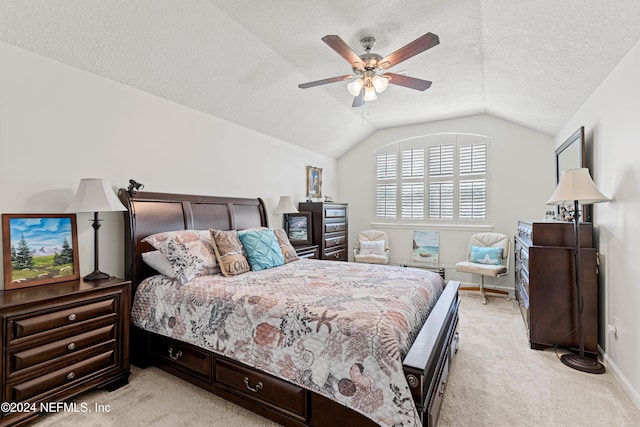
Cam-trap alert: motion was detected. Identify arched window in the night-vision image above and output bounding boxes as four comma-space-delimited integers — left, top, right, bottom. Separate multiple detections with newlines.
375, 133, 489, 223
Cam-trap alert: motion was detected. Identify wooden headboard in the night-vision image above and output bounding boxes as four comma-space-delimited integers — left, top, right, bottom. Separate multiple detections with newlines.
118, 189, 268, 294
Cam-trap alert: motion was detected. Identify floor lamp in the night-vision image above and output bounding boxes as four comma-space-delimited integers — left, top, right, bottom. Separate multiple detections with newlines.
66, 178, 126, 281
547, 168, 609, 374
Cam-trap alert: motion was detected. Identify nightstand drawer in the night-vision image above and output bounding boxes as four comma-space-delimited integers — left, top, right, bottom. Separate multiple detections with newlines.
10, 324, 116, 375
7, 349, 116, 403
9, 297, 117, 343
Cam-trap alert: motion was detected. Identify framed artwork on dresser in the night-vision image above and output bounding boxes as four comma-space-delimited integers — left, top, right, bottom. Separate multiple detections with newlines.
285, 212, 312, 245
2, 213, 79, 290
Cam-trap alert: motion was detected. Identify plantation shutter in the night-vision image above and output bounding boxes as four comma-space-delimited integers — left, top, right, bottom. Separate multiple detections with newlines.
376, 152, 397, 218
428, 144, 454, 220
459, 143, 487, 220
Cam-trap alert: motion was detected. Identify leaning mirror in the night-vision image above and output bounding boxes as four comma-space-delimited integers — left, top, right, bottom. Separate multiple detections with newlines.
555, 126, 589, 221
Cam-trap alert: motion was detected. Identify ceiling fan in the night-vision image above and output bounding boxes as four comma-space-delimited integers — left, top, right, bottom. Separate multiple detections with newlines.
298, 32, 439, 107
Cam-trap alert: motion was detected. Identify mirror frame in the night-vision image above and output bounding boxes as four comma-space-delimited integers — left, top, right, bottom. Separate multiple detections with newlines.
555, 126, 589, 221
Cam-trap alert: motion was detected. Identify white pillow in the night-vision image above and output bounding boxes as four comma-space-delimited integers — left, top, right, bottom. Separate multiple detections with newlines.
359, 240, 386, 256
142, 250, 176, 278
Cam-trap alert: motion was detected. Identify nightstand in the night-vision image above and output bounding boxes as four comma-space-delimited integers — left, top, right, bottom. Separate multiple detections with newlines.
294, 245, 320, 259
0, 278, 130, 426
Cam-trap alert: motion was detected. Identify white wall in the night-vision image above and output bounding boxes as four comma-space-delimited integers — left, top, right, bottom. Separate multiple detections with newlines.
556, 38, 640, 406
0, 41, 336, 288
338, 114, 554, 291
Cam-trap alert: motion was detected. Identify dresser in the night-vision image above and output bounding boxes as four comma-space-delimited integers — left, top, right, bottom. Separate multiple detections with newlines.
298, 202, 348, 261
514, 220, 598, 356
1, 278, 130, 426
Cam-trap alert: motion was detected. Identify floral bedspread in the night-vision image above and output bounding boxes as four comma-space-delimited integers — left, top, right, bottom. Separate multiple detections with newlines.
131, 259, 444, 426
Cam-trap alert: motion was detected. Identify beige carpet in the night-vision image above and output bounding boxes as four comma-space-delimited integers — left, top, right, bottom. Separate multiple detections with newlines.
34, 294, 640, 426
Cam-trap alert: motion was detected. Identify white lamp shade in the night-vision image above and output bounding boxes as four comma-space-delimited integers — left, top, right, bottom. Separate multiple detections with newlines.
547, 168, 609, 205
372, 75, 389, 93
273, 196, 299, 214
347, 78, 364, 96
65, 178, 126, 213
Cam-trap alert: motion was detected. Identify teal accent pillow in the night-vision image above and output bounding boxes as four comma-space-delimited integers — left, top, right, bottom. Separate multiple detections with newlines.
238, 229, 285, 271
470, 246, 503, 265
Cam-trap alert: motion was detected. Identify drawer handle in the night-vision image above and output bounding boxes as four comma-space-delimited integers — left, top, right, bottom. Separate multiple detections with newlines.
67, 372, 75, 380
438, 380, 447, 397
243, 377, 263, 393
168, 347, 182, 361
68, 313, 77, 321
67, 342, 76, 351
333, 253, 340, 259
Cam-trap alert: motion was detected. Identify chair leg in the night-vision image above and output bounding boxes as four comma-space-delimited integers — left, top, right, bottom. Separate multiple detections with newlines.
459, 275, 510, 304
479, 276, 487, 304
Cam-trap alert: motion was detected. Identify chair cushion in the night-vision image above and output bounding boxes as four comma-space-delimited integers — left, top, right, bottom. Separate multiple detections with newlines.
469, 246, 503, 265
455, 260, 507, 277
355, 253, 389, 264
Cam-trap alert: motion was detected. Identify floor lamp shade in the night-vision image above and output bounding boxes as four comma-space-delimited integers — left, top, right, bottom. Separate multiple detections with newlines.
66, 178, 126, 281
547, 168, 608, 374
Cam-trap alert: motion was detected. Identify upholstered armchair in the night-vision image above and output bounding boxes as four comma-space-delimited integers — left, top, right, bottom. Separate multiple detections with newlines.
354, 230, 390, 264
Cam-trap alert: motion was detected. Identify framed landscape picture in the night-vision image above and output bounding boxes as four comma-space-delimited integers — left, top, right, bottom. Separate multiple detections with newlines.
2, 214, 79, 290
412, 230, 440, 268
285, 212, 312, 245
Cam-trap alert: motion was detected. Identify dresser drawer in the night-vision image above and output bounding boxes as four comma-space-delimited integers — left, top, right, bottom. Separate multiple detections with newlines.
151, 334, 212, 381
324, 247, 347, 261
9, 324, 116, 375
9, 297, 117, 344
7, 349, 116, 403
325, 222, 346, 233
325, 234, 346, 248
215, 358, 307, 420
324, 207, 346, 218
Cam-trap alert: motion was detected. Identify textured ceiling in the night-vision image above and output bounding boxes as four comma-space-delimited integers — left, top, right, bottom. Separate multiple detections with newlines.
1, 1, 640, 158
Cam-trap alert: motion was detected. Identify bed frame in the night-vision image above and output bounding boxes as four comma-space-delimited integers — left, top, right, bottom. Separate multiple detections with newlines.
119, 189, 460, 426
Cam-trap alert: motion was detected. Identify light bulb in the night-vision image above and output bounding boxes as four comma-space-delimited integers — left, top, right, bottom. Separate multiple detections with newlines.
347, 78, 364, 96
364, 85, 377, 101
372, 75, 389, 93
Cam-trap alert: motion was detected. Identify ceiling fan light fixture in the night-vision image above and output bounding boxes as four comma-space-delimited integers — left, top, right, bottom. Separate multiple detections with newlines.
347, 78, 364, 96
363, 84, 377, 101
372, 75, 389, 93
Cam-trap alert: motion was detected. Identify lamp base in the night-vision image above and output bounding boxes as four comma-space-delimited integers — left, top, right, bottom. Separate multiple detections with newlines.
560, 353, 606, 374
84, 270, 111, 281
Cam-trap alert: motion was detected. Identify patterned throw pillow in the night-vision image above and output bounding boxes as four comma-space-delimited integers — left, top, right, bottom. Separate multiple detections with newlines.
142, 230, 219, 284
359, 240, 386, 256
238, 228, 285, 271
469, 246, 503, 265
141, 250, 176, 278
210, 229, 251, 276
273, 229, 299, 263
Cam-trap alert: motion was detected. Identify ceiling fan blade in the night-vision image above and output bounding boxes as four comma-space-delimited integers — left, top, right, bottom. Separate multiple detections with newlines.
379, 32, 439, 69
298, 74, 353, 89
352, 90, 364, 108
322, 35, 365, 69
386, 73, 432, 91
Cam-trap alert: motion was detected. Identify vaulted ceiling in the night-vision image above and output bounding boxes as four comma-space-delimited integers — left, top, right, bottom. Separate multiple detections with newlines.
1, 1, 639, 158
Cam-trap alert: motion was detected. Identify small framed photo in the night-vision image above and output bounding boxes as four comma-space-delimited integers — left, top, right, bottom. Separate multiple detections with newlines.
285, 212, 312, 246
307, 166, 323, 199
2, 214, 80, 290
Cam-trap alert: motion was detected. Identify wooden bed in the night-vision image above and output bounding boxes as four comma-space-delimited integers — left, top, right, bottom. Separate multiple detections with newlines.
119, 189, 460, 426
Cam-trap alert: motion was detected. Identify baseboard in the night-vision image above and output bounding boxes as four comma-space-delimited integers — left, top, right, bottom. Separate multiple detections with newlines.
601, 347, 640, 410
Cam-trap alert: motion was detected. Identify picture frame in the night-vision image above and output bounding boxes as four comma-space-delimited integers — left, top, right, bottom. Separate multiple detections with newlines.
2, 213, 80, 290
285, 212, 312, 245
412, 230, 440, 268
307, 166, 323, 199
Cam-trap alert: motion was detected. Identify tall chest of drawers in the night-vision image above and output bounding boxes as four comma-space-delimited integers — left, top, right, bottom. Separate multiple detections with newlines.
514, 220, 598, 355
298, 202, 348, 261
1, 278, 130, 426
